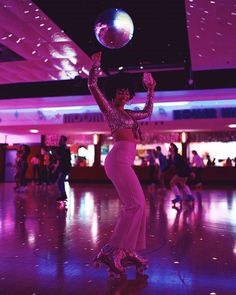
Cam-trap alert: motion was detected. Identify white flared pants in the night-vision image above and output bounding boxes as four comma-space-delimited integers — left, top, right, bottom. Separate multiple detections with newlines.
104, 141, 146, 251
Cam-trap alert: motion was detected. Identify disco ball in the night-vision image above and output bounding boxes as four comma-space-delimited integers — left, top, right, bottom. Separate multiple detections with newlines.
94, 8, 134, 49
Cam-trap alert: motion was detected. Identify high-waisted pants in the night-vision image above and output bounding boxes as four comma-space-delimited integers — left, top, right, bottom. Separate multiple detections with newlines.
104, 141, 146, 251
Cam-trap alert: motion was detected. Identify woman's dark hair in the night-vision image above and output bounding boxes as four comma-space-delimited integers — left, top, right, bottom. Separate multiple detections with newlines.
60, 135, 67, 142
170, 143, 178, 153
104, 72, 136, 101
22, 144, 30, 155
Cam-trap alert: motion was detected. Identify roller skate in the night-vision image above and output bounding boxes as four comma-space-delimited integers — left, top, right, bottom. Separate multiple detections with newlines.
122, 250, 148, 278
56, 195, 67, 209
93, 248, 126, 280
171, 195, 182, 205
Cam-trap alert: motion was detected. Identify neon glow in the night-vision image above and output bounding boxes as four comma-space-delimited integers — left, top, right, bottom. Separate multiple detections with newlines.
29, 129, 39, 133
180, 131, 188, 143
93, 134, 99, 145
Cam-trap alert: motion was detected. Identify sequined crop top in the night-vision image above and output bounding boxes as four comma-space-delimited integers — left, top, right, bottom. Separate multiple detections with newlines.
88, 65, 154, 140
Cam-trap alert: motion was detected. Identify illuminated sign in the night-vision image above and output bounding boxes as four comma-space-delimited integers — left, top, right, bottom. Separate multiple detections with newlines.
221, 108, 236, 118
63, 113, 105, 123
173, 107, 236, 120
173, 108, 217, 120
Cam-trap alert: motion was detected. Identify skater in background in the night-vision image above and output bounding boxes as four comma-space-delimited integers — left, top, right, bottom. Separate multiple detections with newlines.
206, 154, 215, 167
147, 149, 157, 188
40, 147, 50, 187
16, 145, 30, 193
168, 143, 194, 205
191, 150, 204, 168
54, 135, 71, 202
14, 149, 22, 191
31, 153, 40, 184
190, 150, 204, 190
155, 146, 168, 190
88, 51, 156, 277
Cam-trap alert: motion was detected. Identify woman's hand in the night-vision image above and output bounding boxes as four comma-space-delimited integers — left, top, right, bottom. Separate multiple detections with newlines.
143, 72, 156, 90
91, 51, 102, 67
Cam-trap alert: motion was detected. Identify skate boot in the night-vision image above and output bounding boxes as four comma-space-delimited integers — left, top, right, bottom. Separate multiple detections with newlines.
56, 194, 67, 209
122, 250, 148, 277
93, 247, 126, 279
57, 200, 67, 210
56, 194, 67, 202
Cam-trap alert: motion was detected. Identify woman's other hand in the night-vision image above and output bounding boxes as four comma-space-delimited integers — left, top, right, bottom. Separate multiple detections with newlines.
91, 51, 102, 67
143, 72, 156, 90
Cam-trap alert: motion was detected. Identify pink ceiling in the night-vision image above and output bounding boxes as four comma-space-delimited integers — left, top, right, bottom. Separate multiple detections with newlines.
0, 1, 235, 138
0, 0, 92, 84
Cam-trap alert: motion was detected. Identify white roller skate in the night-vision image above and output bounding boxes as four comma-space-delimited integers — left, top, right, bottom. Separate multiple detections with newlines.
56, 195, 67, 209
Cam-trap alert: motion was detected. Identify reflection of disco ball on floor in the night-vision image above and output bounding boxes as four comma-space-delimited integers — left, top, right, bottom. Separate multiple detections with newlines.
94, 8, 134, 49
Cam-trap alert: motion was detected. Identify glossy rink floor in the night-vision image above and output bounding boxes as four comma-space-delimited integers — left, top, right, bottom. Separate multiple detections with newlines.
0, 183, 236, 295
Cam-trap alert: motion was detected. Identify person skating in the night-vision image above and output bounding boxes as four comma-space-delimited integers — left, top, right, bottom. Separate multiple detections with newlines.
88, 51, 156, 278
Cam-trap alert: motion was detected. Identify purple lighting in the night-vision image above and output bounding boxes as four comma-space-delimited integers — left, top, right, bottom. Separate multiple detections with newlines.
0, 0, 92, 84
186, 0, 236, 70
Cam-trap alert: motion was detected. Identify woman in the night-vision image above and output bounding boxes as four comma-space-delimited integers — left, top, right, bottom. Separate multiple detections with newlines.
88, 52, 156, 278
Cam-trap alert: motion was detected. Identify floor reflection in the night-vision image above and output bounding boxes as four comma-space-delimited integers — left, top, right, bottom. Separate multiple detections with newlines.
0, 183, 235, 294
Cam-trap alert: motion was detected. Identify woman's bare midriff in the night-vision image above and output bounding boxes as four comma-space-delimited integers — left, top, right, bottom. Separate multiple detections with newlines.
113, 129, 136, 142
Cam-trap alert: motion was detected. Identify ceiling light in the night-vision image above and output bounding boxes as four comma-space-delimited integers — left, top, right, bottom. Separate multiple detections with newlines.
228, 124, 236, 128
30, 129, 39, 134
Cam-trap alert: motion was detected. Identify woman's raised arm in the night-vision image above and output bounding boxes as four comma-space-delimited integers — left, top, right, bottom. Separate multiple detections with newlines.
127, 72, 156, 120
87, 52, 112, 114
